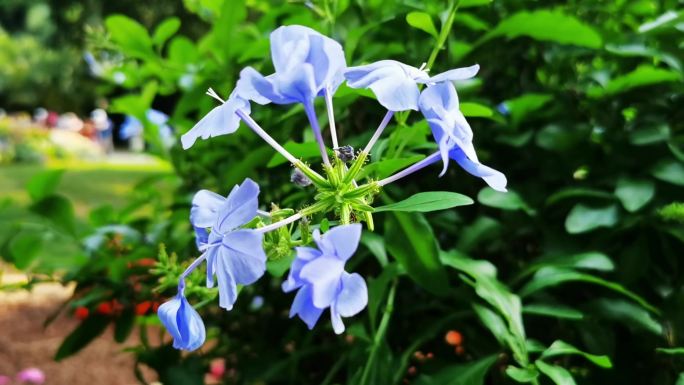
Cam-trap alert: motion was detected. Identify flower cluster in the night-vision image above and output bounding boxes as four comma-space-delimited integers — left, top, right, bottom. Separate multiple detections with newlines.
159, 25, 506, 351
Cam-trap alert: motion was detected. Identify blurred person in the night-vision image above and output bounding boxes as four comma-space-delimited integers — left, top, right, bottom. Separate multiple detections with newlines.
119, 109, 175, 152
91, 108, 113, 153
46, 110, 59, 127
56, 112, 84, 132
32, 107, 48, 126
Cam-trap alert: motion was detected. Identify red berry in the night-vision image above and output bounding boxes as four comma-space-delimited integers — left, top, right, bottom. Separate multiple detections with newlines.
97, 302, 113, 315
74, 307, 89, 320
135, 301, 152, 316
445, 330, 463, 346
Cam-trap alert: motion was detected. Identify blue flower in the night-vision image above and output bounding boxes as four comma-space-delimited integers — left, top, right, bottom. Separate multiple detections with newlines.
190, 178, 267, 310
283, 224, 368, 334
157, 285, 206, 351
180, 79, 269, 150
418, 81, 507, 192
344, 60, 480, 111
240, 25, 346, 106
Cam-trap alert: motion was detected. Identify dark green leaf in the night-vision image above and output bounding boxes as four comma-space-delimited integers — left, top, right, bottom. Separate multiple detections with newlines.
506, 366, 539, 383
414, 354, 498, 385
55, 315, 110, 361
565, 204, 619, 234
477, 187, 534, 214
114, 308, 136, 343
588, 66, 681, 98
651, 160, 684, 186
615, 177, 655, 212
540, 340, 612, 368
523, 303, 585, 320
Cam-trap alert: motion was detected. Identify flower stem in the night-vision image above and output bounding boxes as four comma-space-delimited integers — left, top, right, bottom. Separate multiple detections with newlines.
179, 251, 209, 282
304, 102, 331, 166
360, 279, 397, 385
256, 212, 303, 233
362, 110, 394, 154
324, 88, 339, 150
377, 151, 441, 186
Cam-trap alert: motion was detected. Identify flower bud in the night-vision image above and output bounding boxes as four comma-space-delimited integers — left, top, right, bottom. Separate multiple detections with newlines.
335, 145, 355, 163
291, 168, 312, 187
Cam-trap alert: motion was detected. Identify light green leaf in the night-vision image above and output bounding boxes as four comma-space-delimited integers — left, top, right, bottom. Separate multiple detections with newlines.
267, 141, 321, 167
588, 65, 681, 98
502, 93, 553, 127
639, 10, 683, 33
541, 340, 612, 368
406, 12, 439, 38
565, 204, 619, 234
482, 10, 602, 48
26, 169, 64, 201
361, 232, 388, 267
651, 160, 684, 186
677, 373, 684, 385
629, 124, 671, 145
615, 177, 655, 212
374, 191, 473, 213
535, 360, 576, 385
477, 187, 534, 214
546, 188, 614, 205
506, 366, 539, 383
589, 298, 663, 335
385, 212, 449, 296
266, 252, 294, 277
152, 17, 181, 47
461, 102, 494, 118
105, 15, 154, 59
656, 348, 684, 355
460, 0, 493, 7
523, 303, 584, 320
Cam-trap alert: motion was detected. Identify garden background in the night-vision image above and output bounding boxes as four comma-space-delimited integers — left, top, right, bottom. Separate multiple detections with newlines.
1, 0, 683, 384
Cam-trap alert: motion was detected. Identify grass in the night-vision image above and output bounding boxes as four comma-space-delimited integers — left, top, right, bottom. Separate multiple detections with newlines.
0, 156, 174, 216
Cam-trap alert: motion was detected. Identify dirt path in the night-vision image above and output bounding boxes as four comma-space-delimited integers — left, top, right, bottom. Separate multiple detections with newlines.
0, 274, 151, 385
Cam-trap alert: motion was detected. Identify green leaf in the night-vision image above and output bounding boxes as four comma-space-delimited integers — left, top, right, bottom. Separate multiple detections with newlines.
266, 252, 295, 277
374, 191, 473, 213
677, 373, 684, 385
414, 354, 498, 385
588, 65, 681, 98
460, 0, 493, 7
520, 267, 658, 314
26, 169, 64, 201
105, 15, 154, 59
523, 303, 585, 320
461, 102, 494, 118
361, 232, 388, 267
502, 93, 553, 127
55, 315, 110, 361
651, 160, 684, 186
629, 124, 671, 145
482, 10, 602, 48
406, 12, 439, 38
114, 308, 136, 343
152, 17, 181, 47
546, 188, 614, 205
385, 212, 448, 296
589, 298, 662, 335
267, 141, 321, 167
506, 366, 539, 383
30, 195, 77, 235
656, 348, 684, 355
540, 340, 612, 368
535, 124, 588, 151
565, 204, 619, 234
638, 10, 684, 33
615, 177, 655, 212
535, 360, 576, 385
477, 187, 534, 214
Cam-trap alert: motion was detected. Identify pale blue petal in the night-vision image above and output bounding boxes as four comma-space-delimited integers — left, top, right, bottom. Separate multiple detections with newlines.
330, 305, 344, 334
240, 67, 298, 104
335, 272, 368, 317
320, 224, 362, 261
421, 64, 480, 84
180, 96, 248, 149
158, 296, 182, 342
289, 285, 324, 329
312, 229, 335, 256
215, 178, 259, 233
308, 33, 346, 93
157, 293, 206, 351
270, 25, 313, 73
190, 190, 225, 228
205, 247, 218, 288
450, 147, 508, 192
215, 247, 238, 310
299, 256, 344, 308
283, 247, 322, 292
222, 229, 267, 285
438, 135, 451, 177
345, 61, 420, 111
273, 64, 318, 104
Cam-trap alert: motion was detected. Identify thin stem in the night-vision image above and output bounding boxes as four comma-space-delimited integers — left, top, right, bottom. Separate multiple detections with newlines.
236, 109, 300, 165
179, 252, 209, 282
324, 88, 339, 149
377, 151, 441, 186
426, 0, 460, 71
304, 102, 331, 166
257, 210, 271, 217
256, 212, 303, 233
362, 110, 394, 154
360, 280, 397, 385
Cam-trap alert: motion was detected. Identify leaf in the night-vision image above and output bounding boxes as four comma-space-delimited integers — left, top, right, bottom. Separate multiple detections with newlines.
152, 17, 181, 47
414, 354, 498, 385
588, 298, 662, 335
565, 204, 619, 234
477, 187, 534, 214
105, 15, 154, 59
501, 93, 553, 127
482, 10, 602, 48
406, 12, 439, 38
26, 169, 64, 201
629, 124, 671, 145
114, 308, 136, 343
523, 303, 585, 320
546, 188, 614, 205
615, 177, 655, 212
267, 141, 321, 167
540, 340, 612, 368
587, 65, 681, 98
506, 366, 539, 383
266, 252, 294, 277
535, 360, 576, 385
460, 0, 493, 7
374, 191, 473, 213
656, 348, 684, 355
55, 315, 110, 361
520, 267, 658, 314
461, 102, 494, 118
639, 10, 683, 33
367, 264, 399, 329
30, 195, 77, 235
385, 212, 448, 296
651, 160, 684, 186
361, 232, 388, 266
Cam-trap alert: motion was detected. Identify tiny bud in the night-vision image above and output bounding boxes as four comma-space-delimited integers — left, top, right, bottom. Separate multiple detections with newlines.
407, 366, 417, 376
291, 169, 312, 187
426, 352, 434, 359
445, 330, 463, 346
413, 351, 425, 361
335, 145, 355, 163
455, 346, 465, 355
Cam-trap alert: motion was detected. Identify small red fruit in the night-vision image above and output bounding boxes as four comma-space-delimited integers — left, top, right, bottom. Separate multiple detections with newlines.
74, 307, 89, 320
445, 330, 463, 346
97, 302, 113, 315
135, 301, 152, 316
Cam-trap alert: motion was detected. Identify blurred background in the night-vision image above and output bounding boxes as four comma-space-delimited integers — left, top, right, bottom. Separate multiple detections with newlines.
1, 0, 683, 384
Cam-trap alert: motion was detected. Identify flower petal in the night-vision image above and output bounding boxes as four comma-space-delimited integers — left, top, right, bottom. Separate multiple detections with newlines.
289, 284, 324, 329
190, 190, 225, 228
335, 272, 368, 317
158, 293, 206, 351
270, 25, 313, 73
214, 248, 238, 310
215, 178, 260, 233
330, 305, 345, 334
180, 97, 247, 149
320, 224, 362, 261
299, 256, 344, 308
345, 61, 420, 111
282, 247, 322, 292
222, 229, 267, 285
450, 147, 508, 192
421, 64, 480, 84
